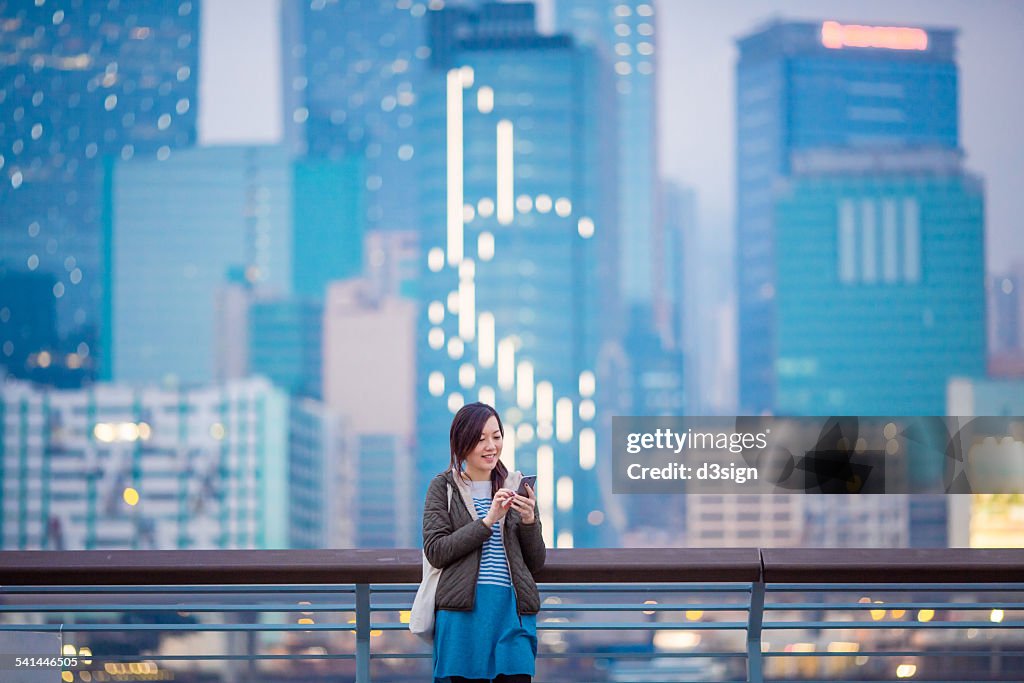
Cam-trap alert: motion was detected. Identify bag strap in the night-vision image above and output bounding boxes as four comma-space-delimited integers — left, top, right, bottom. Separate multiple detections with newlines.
446, 483, 452, 511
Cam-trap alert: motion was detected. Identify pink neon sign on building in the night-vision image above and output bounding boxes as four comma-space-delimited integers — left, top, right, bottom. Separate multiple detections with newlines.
821, 20, 929, 51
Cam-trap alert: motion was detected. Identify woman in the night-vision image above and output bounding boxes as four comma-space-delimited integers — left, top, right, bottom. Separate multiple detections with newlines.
422, 402, 546, 683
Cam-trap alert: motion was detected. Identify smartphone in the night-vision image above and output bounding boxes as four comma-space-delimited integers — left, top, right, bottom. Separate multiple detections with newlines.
517, 475, 537, 497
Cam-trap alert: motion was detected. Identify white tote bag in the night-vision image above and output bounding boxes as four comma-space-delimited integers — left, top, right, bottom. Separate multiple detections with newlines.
409, 483, 451, 641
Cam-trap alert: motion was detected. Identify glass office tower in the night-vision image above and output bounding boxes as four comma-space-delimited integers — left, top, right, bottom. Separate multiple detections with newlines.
735, 20, 983, 416
553, 1, 660, 333
0, 0, 200, 383
110, 146, 293, 385
736, 20, 985, 547
281, 0, 430, 235
415, 3, 619, 548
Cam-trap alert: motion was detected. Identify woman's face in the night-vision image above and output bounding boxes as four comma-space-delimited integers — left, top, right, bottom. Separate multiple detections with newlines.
464, 415, 503, 477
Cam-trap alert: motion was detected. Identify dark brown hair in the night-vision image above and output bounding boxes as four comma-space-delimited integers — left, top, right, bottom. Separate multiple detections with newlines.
449, 402, 507, 497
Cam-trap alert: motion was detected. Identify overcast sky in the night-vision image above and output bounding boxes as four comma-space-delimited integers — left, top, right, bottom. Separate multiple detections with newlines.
199, 0, 1024, 272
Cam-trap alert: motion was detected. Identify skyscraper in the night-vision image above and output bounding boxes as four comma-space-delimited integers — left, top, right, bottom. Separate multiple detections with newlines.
1, 377, 289, 550
988, 266, 1024, 378
291, 156, 365, 299
281, 0, 431, 234
554, 9, 684, 534
0, 0, 200, 382
735, 20, 986, 549
289, 396, 352, 549
415, 3, 619, 548
249, 296, 323, 399
110, 146, 293, 385
322, 279, 417, 547
553, 0, 662, 335
735, 20, 985, 416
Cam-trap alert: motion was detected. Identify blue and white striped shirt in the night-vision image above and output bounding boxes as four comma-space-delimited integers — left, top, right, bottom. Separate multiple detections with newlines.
469, 481, 512, 587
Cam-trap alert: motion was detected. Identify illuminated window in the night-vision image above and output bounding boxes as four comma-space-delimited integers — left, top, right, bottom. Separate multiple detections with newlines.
477, 86, 494, 113
428, 247, 445, 272
478, 197, 495, 217
557, 477, 573, 510
577, 217, 595, 239
478, 231, 495, 261
428, 301, 445, 324
579, 370, 595, 397
428, 328, 444, 349
447, 337, 464, 359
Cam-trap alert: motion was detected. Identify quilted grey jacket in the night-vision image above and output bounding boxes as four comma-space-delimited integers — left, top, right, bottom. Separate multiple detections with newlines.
422, 469, 546, 615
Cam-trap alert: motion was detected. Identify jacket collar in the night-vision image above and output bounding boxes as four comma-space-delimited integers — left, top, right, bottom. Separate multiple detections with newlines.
448, 467, 522, 521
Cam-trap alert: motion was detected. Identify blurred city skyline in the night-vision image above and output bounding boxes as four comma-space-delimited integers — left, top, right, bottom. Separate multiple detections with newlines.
199, 0, 1024, 272
3, 0, 1023, 555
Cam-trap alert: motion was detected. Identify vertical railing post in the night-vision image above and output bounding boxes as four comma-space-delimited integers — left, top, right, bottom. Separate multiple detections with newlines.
747, 580, 765, 683
356, 583, 371, 683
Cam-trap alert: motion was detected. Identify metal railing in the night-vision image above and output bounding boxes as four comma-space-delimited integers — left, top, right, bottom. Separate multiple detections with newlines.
1, 548, 1022, 682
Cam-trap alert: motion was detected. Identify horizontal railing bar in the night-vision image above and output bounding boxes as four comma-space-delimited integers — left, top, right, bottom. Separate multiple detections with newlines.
366, 622, 749, 632
368, 583, 753, 593
767, 583, 1024, 591
540, 584, 753, 592
536, 622, 749, 631
0, 548, 764, 585
0, 603, 359, 613
9, 600, 1015, 613
540, 651, 746, 658
763, 650, 1024, 657
766, 681, 956, 683
764, 602, 1024, 610
18, 619, 1019, 633
763, 620, 1024, 629
366, 602, 748, 612
1, 622, 348, 635
30, 649, 1022, 663
767, 680, 956, 683
766, 680, 1024, 683
0, 585, 357, 594
539, 603, 749, 611
46, 654, 359, 662
3, 549, 1022, 586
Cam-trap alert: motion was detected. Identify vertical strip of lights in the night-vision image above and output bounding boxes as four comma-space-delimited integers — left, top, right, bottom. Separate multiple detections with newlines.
537, 444, 555, 547
447, 69, 464, 265
458, 260, 475, 340
496, 120, 514, 225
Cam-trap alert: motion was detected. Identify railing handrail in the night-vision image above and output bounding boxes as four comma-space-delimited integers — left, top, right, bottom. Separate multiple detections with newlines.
1, 548, 1022, 585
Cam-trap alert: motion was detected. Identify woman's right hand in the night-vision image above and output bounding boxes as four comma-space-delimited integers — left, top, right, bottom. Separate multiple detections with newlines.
482, 488, 515, 527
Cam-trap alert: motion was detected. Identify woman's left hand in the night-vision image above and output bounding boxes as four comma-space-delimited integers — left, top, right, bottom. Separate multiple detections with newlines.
510, 484, 536, 525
